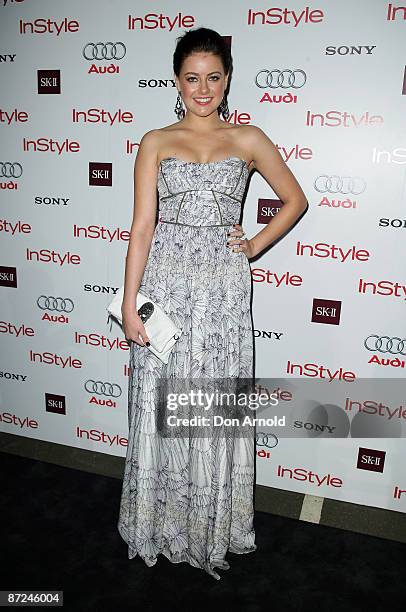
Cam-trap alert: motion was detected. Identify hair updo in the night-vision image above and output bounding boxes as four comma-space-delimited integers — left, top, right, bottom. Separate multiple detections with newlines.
173, 27, 233, 88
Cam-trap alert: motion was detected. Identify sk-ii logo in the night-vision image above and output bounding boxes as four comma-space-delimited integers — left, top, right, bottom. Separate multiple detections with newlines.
89, 162, 112, 186
0, 266, 17, 288
37, 70, 61, 94
45, 393, 66, 415
356, 447, 386, 473
257, 198, 283, 224
311, 298, 342, 325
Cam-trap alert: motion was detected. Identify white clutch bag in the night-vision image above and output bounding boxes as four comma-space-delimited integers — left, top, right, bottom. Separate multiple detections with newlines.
106, 286, 182, 364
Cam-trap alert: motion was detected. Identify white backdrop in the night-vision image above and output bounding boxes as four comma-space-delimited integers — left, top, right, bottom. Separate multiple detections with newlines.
1, 0, 405, 514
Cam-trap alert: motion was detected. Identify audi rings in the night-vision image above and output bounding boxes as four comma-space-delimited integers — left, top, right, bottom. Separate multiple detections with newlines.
256, 431, 278, 448
0, 162, 23, 178
84, 379, 122, 398
83, 42, 126, 61
364, 335, 406, 355
37, 295, 74, 313
255, 69, 306, 89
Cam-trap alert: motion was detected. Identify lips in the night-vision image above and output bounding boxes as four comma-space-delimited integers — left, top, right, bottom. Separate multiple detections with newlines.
194, 98, 213, 106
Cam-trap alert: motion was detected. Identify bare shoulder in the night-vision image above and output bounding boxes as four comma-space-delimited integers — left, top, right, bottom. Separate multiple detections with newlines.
237, 124, 273, 148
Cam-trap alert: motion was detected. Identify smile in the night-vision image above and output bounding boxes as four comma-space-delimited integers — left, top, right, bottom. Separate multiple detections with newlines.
194, 98, 213, 105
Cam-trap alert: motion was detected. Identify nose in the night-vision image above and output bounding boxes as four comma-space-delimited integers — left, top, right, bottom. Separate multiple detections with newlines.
198, 79, 210, 94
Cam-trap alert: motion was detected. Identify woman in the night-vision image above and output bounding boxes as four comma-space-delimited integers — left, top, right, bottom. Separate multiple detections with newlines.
117, 27, 307, 580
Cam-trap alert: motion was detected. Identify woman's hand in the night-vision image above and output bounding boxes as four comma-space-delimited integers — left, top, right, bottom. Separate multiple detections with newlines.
226, 224, 255, 259
121, 306, 150, 347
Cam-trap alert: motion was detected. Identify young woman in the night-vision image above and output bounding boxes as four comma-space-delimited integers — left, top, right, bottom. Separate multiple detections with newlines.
117, 27, 307, 580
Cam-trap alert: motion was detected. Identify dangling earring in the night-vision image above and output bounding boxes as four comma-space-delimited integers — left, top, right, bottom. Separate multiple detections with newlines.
174, 91, 185, 120
219, 95, 230, 121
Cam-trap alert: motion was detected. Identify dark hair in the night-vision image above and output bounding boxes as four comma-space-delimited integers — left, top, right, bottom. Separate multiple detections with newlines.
173, 27, 233, 89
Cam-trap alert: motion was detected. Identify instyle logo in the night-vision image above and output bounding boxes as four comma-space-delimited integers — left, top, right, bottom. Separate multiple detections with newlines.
0, 109, 28, 124
286, 360, 356, 381
0, 265, 17, 287
325, 45, 376, 55
19, 18, 79, 35
75, 332, 129, 352
387, 3, 406, 20
73, 225, 130, 242
296, 241, 370, 262
30, 350, 83, 369
23, 138, 79, 155
358, 277, 406, 301
247, 6, 324, 27
252, 268, 303, 287
277, 144, 312, 162
0, 412, 38, 429
89, 162, 112, 186
394, 486, 406, 499
0, 219, 31, 236
379, 217, 406, 228
356, 447, 385, 473
128, 12, 195, 31
344, 396, 406, 421
26, 249, 81, 266
46, 393, 66, 415
306, 110, 384, 127
34, 196, 70, 206
37, 70, 60, 94
311, 298, 342, 325
277, 465, 343, 487
76, 426, 128, 447
372, 146, 406, 164
0, 321, 34, 337
257, 198, 283, 223
72, 108, 134, 125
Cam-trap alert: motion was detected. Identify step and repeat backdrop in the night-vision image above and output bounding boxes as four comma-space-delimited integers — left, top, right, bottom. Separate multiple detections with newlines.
1, 0, 405, 514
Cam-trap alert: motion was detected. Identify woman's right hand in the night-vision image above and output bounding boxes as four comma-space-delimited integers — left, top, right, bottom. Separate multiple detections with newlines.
121, 307, 150, 347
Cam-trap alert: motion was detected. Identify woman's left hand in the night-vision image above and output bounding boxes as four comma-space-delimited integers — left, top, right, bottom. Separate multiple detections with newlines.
227, 224, 255, 259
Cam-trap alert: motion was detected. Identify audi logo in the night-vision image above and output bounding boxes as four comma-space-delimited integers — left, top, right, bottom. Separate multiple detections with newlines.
314, 175, 366, 195
255, 69, 306, 89
83, 42, 126, 61
364, 335, 406, 355
0, 162, 23, 178
84, 380, 122, 397
37, 296, 74, 313
256, 431, 278, 448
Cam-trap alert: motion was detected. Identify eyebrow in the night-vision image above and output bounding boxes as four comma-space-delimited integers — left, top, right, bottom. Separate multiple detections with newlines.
184, 71, 221, 76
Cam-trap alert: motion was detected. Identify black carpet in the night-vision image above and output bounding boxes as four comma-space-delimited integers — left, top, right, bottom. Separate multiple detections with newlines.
1, 451, 405, 611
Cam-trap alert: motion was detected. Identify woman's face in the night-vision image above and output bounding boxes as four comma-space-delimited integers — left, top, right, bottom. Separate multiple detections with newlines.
175, 52, 229, 118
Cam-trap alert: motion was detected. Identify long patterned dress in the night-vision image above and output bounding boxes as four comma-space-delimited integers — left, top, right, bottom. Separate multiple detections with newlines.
117, 156, 256, 580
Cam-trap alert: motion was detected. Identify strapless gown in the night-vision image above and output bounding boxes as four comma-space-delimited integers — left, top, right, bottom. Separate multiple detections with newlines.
117, 156, 257, 580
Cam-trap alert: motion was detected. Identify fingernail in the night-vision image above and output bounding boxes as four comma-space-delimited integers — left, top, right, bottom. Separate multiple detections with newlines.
146, 341, 150, 346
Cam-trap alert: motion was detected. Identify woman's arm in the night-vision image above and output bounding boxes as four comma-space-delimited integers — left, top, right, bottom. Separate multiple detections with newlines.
121, 129, 159, 315
244, 125, 308, 259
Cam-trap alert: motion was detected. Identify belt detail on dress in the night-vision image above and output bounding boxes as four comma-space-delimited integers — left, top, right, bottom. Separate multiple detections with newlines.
159, 219, 233, 228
